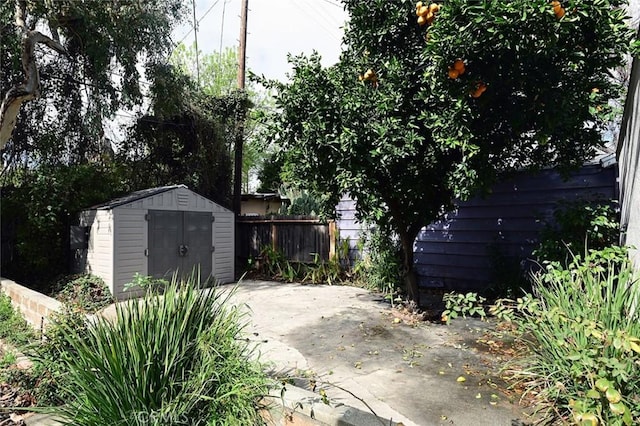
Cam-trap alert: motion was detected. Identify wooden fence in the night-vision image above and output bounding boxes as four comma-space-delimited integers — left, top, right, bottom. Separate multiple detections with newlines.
236, 215, 336, 263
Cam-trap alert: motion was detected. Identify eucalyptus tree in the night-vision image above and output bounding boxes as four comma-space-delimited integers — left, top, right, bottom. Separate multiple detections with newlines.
0, 0, 187, 167
264, 0, 634, 304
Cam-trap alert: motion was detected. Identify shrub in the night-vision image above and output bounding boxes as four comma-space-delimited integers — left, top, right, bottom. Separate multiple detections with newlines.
0, 292, 36, 347
513, 247, 640, 425
38, 278, 268, 425
49, 274, 113, 313
533, 200, 619, 267
29, 305, 90, 406
354, 226, 402, 300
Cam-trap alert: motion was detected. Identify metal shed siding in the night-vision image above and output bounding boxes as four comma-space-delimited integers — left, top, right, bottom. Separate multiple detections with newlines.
80, 209, 115, 293
81, 186, 234, 299
415, 165, 616, 291
112, 208, 147, 299
213, 211, 234, 283
618, 57, 640, 268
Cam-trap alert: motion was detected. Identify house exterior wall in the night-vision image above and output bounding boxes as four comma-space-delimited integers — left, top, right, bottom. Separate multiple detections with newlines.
241, 198, 284, 215
79, 209, 115, 293
416, 165, 615, 291
336, 196, 364, 262
337, 165, 616, 292
618, 57, 640, 268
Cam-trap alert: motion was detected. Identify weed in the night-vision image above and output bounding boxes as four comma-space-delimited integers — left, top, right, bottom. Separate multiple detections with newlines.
441, 292, 486, 324
354, 226, 402, 302
0, 292, 36, 347
49, 274, 113, 313
123, 272, 169, 293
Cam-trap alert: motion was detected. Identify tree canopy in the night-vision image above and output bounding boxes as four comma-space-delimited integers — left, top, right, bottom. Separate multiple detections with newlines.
263, 0, 635, 304
0, 0, 187, 167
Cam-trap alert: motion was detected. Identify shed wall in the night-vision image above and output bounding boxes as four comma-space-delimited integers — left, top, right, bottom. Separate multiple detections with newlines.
117, 187, 228, 213
113, 208, 147, 299
213, 211, 234, 283
80, 209, 114, 292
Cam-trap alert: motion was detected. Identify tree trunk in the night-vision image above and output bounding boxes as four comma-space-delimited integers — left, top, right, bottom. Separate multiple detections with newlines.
398, 227, 421, 307
0, 0, 66, 149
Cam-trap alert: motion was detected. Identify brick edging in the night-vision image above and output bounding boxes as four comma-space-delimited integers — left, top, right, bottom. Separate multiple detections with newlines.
1, 278, 63, 334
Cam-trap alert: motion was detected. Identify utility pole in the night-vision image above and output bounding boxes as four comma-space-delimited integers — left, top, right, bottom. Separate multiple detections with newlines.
233, 0, 248, 215
192, 0, 200, 85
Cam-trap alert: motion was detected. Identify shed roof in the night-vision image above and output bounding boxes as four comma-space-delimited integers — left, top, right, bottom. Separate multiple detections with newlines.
90, 185, 188, 210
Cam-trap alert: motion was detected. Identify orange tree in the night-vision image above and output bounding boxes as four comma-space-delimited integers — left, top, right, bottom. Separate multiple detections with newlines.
261, 0, 634, 305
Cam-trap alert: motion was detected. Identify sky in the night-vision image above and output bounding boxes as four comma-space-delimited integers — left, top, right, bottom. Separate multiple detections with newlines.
172, 0, 349, 83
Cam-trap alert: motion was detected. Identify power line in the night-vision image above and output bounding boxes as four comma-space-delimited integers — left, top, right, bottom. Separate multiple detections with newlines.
175, 0, 221, 46
291, 1, 341, 43
318, 0, 343, 8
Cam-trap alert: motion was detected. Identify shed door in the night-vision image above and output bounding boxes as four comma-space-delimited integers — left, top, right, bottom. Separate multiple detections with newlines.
148, 210, 212, 281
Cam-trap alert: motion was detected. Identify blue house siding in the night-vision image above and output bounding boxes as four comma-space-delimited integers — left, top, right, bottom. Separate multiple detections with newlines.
337, 164, 616, 292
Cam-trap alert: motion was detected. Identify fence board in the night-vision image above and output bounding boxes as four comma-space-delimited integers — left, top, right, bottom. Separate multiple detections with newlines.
236, 216, 331, 263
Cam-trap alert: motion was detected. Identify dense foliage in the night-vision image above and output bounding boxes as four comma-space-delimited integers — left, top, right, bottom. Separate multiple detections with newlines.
511, 247, 640, 425
263, 0, 634, 303
0, 3, 242, 288
0, 0, 187, 166
38, 279, 269, 425
1, 164, 125, 289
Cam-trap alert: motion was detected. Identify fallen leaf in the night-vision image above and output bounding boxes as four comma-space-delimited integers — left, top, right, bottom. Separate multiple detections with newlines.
476, 393, 482, 399
457, 376, 466, 383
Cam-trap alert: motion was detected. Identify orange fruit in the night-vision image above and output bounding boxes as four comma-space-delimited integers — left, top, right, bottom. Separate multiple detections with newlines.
448, 68, 459, 79
453, 60, 465, 74
555, 7, 565, 18
416, 1, 424, 8
429, 3, 440, 13
470, 82, 487, 98
551, 0, 560, 6
363, 69, 375, 80
417, 5, 429, 17
418, 15, 427, 25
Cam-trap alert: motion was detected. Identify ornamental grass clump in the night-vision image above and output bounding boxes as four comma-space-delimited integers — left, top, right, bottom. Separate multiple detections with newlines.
514, 247, 640, 425
42, 277, 268, 425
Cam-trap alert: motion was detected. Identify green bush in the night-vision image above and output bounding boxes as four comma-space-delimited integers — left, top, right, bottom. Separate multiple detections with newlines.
38, 278, 268, 425
0, 292, 36, 347
514, 247, 640, 425
30, 305, 90, 406
533, 200, 619, 267
354, 226, 402, 300
50, 274, 113, 313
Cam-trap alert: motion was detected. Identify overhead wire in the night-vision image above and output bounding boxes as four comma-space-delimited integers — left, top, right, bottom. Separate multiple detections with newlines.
175, 0, 221, 47
290, 0, 341, 43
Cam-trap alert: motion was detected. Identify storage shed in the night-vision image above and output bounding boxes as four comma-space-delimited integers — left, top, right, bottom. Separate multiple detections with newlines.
74, 185, 234, 299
